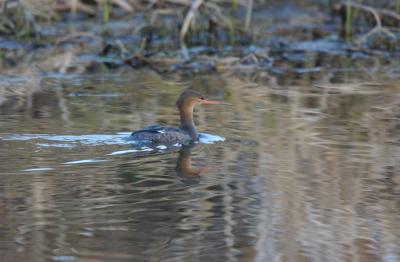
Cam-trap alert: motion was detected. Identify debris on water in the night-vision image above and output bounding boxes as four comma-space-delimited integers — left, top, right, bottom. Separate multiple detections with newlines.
1, 134, 131, 146
108, 148, 153, 156
198, 133, 225, 144
36, 143, 75, 148
63, 159, 109, 165
67, 92, 124, 97
51, 256, 76, 262
21, 167, 54, 172
108, 149, 139, 156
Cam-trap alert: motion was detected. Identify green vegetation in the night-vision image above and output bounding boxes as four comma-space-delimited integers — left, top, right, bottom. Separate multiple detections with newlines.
345, 0, 353, 41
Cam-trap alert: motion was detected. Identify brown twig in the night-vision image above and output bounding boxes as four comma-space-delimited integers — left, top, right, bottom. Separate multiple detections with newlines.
334, 2, 398, 44
348, 3, 396, 44
180, 0, 204, 60
244, 0, 253, 31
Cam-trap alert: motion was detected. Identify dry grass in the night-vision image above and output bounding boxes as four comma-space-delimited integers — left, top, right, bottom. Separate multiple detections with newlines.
1, 0, 255, 55
3, 0, 399, 50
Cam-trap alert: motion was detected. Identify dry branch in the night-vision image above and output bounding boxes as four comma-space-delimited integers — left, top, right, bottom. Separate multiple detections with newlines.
180, 0, 204, 60
334, 2, 399, 45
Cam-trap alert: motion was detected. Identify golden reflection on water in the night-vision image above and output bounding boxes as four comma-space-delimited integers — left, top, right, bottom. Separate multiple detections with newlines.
0, 70, 400, 261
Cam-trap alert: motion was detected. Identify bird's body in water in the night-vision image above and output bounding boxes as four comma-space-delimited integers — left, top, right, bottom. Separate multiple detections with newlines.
128, 125, 192, 146
129, 90, 224, 146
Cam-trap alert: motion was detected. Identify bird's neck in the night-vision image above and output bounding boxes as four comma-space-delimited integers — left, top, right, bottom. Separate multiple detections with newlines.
179, 105, 198, 140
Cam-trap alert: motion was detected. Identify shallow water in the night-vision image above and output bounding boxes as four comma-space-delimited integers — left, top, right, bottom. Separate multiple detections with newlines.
1, 70, 400, 262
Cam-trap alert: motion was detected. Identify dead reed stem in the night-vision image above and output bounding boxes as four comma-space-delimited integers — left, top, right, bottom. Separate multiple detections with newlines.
349, 2, 396, 44
244, 0, 253, 30
180, 0, 204, 60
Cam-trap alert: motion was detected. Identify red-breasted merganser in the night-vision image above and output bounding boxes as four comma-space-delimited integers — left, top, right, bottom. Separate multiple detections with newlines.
129, 90, 224, 146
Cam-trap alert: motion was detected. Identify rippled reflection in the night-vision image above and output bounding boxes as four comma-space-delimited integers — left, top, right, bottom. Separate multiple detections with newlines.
1, 71, 400, 261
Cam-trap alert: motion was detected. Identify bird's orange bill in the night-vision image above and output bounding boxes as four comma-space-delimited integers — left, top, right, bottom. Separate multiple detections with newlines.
201, 99, 225, 105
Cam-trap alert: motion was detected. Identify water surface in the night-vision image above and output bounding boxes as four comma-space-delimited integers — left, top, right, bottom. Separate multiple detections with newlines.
1, 70, 400, 261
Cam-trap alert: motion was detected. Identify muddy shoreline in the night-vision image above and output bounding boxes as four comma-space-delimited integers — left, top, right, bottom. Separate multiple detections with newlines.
1, 1, 400, 109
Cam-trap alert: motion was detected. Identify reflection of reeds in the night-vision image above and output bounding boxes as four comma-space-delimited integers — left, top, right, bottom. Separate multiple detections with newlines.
2, 70, 400, 261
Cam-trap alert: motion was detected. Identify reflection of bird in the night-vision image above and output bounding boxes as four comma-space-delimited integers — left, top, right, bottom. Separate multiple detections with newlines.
129, 90, 224, 146
176, 145, 208, 177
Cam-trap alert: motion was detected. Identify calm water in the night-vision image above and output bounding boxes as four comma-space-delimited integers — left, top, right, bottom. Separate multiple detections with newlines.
1, 69, 400, 262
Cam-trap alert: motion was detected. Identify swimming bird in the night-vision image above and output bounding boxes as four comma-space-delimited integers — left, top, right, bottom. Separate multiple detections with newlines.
129, 90, 224, 146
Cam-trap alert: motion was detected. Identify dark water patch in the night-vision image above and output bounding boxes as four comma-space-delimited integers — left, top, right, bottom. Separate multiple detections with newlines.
283, 39, 351, 55
0, 37, 33, 50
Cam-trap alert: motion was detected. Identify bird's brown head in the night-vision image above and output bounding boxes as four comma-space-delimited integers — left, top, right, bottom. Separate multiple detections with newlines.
176, 90, 223, 109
